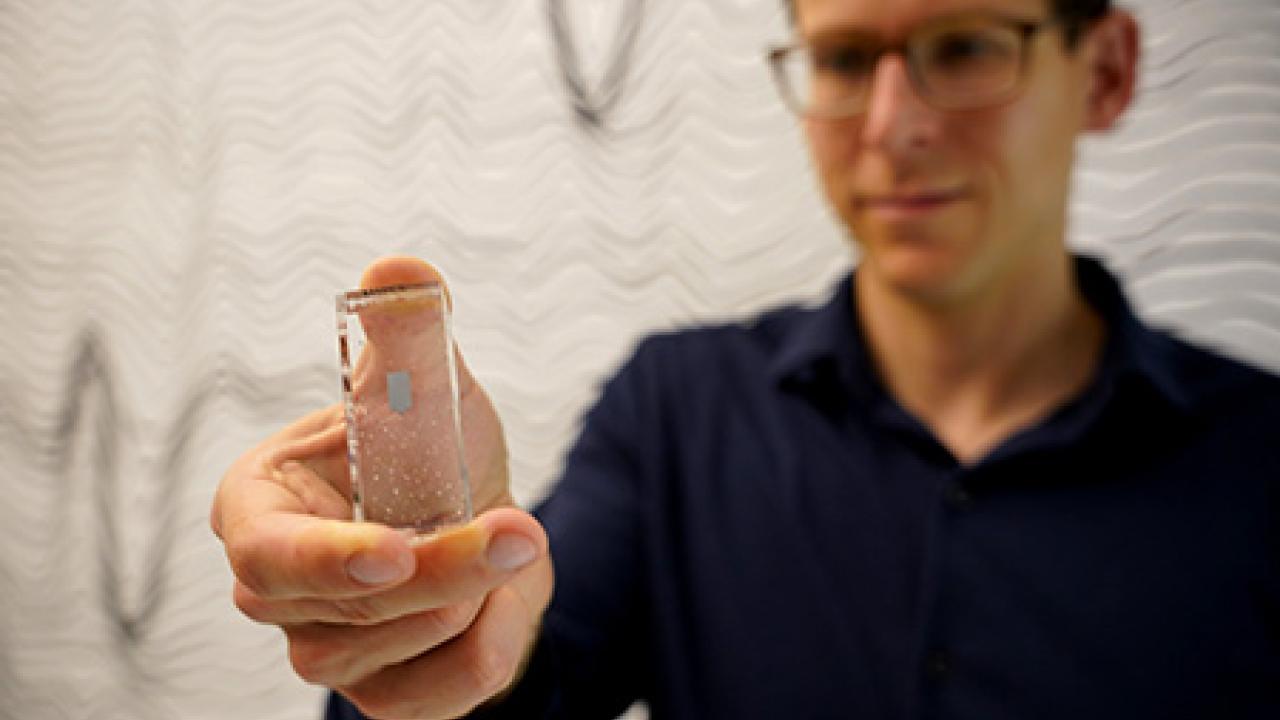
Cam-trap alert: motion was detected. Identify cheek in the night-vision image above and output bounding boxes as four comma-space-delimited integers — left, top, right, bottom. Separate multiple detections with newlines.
1001, 123, 1073, 239
999, 73, 1085, 208
949, 106, 1045, 232
804, 118, 859, 192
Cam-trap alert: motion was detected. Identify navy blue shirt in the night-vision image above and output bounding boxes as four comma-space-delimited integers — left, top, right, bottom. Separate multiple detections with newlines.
329, 255, 1280, 720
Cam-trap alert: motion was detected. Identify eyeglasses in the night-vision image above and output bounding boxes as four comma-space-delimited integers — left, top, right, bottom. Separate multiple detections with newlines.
767, 13, 1059, 118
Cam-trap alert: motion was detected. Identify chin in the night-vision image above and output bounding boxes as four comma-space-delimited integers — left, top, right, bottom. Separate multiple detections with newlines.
854, 234, 980, 303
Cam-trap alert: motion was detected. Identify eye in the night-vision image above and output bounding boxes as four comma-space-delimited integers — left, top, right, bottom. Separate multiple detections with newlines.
928, 31, 1012, 68
813, 44, 875, 76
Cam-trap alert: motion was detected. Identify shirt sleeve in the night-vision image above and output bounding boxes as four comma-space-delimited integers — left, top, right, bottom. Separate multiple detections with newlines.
326, 339, 658, 720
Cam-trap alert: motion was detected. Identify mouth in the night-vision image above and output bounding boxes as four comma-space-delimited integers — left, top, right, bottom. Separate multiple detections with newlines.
857, 189, 968, 218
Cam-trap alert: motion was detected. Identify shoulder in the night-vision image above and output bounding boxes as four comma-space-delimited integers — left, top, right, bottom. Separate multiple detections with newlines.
570, 304, 813, 467
620, 303, 808, 382
590, 302, 811, 423
1138, 327, 1280, 474
1150, 327, 1280, 418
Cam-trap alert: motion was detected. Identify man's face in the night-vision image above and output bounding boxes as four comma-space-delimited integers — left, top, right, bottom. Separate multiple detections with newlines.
794, 0, 1096, 304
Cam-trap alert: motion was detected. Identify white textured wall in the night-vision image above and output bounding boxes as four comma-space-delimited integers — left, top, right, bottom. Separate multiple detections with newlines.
0, 1, 1276, 719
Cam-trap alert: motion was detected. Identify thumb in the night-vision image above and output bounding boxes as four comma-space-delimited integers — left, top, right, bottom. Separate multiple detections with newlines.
345, 256, 477, 389
342, 256, 477, 532
357, 255, 448, 298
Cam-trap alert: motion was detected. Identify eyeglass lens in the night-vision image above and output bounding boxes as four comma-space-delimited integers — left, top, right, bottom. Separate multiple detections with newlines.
779, 15, 1033, 116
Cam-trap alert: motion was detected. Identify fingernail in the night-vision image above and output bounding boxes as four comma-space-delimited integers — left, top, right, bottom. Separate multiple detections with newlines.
347, 549, 412, 586
486, 534, 537, 571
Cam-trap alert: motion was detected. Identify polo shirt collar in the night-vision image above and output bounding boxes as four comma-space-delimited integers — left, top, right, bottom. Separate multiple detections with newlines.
1073, 254, 1193, 412
768, 268, 878, 406
769, 254, 1194, 415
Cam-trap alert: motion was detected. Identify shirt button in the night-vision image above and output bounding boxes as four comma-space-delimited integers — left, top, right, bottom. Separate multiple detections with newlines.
943, 484, 973, 509
926, 650, 951, 679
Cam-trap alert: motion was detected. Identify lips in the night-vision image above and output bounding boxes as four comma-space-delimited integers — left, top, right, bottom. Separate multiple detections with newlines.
857, 189, 967, 218
861, 190, 964, 207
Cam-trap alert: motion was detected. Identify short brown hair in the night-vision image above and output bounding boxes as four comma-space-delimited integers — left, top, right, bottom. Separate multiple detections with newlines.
1052, 0, 1112, 47
782, 0, 1113, 50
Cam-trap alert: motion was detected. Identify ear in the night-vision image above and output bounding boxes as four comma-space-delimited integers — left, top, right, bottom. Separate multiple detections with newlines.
1080, 10, 1141, 133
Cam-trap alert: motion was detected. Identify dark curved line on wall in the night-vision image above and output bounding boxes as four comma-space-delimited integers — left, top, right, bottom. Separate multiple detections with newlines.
44, 328, 181, 652
547, 0, 646, 129
19, 327, 333, 664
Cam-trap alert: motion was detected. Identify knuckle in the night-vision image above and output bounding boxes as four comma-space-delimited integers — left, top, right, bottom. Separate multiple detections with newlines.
431, 601, 479, 639
330, 596, 385, 625
460, 638, 516, 698
287, 635, 346, 686
225, 535, 273, 596
231, 582, 272, 623
287, 640, 328, 684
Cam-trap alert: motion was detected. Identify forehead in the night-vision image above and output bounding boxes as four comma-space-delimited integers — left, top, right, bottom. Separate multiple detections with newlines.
794, 0, 1050, 36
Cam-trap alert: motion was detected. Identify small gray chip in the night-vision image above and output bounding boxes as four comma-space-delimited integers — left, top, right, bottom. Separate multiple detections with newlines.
387, 370, 413, 414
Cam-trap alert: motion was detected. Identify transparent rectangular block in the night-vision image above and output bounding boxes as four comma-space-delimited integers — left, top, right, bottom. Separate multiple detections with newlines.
336, 283, 471, 535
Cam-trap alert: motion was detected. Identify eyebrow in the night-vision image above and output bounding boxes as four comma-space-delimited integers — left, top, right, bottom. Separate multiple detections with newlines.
799, 9, 1042, 45
802, 23, 881, 46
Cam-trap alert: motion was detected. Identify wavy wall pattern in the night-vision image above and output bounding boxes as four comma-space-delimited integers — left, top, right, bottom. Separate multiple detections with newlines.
0, 1, 1276, 719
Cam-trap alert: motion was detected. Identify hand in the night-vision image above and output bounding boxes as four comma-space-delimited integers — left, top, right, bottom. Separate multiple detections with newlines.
211, 257, 554, 719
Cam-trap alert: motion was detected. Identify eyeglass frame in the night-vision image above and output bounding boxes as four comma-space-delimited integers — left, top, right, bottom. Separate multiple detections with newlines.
766, 12, 1068, 119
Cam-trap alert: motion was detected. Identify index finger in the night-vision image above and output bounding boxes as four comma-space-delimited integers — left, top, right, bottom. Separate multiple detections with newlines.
233, 508, 547, 625
227, 510, 418, 601
217, 429, 408, 601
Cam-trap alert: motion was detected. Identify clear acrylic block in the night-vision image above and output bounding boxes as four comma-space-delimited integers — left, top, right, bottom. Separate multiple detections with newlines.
336, 283, 471, 535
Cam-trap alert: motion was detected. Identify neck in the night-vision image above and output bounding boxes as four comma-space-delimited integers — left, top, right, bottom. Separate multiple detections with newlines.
856, 250, 1104, 464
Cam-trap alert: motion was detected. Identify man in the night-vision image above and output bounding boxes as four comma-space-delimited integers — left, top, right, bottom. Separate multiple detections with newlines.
211, 0, 1280, 718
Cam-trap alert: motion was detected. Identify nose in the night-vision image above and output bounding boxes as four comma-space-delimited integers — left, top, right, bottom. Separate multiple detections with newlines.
859, 53, 941, 155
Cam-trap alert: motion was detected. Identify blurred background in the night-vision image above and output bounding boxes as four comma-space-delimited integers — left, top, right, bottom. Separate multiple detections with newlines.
0, 1, 1277, 718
